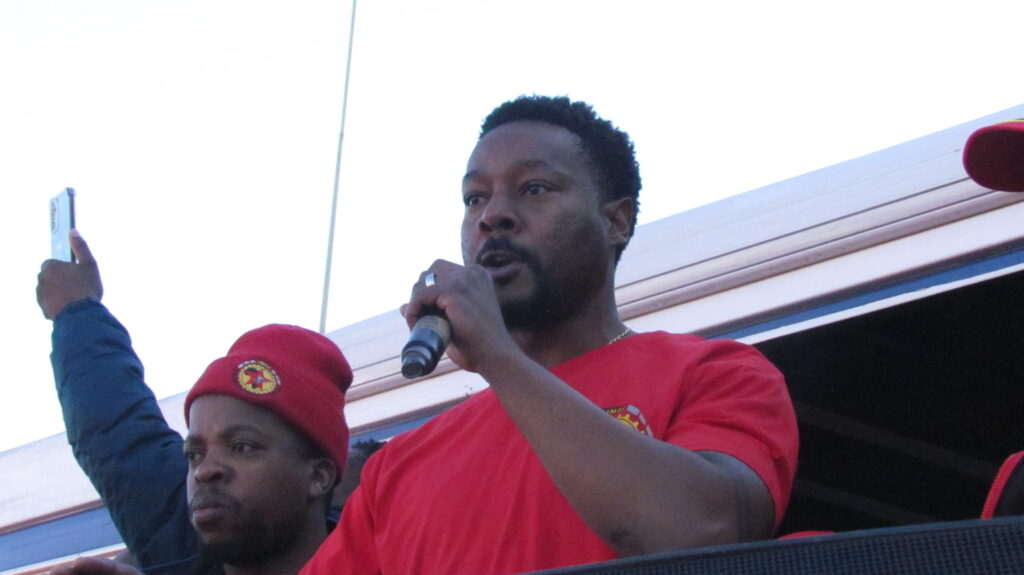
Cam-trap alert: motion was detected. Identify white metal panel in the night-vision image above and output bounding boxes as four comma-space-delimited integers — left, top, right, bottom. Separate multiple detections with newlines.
629, 200, 1024, 340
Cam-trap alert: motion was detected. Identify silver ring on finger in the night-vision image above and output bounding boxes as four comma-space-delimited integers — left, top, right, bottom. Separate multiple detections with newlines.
424, 272, 437, 288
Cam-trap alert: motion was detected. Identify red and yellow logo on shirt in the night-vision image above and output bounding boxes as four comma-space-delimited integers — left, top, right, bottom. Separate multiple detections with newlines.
604, 405, 653, 437
236, 360, 280, 395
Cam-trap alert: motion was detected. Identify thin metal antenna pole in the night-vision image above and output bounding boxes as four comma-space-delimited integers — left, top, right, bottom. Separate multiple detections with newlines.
320, 0, 358, 334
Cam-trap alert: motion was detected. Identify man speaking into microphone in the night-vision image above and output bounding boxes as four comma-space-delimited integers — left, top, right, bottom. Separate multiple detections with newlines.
301, 95, 798, 575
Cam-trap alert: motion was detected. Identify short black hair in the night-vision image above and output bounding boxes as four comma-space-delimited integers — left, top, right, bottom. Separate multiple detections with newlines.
351, 438, 386, 458
480, 95, 642, 256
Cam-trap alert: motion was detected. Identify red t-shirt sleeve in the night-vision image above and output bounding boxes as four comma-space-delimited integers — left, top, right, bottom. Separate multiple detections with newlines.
664, 338, 798, 527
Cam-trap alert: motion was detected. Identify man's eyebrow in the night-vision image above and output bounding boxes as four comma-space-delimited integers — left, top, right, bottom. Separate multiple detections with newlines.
184, 424, 268, 444
220, 423, 268, 437
463, 159, 562, 184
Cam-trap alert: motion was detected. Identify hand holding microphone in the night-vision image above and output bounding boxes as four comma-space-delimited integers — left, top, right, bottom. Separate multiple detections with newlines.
401, 263, 514, 379
402, 272, 452, 379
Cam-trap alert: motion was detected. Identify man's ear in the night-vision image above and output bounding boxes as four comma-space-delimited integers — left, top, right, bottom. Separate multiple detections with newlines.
308, 458, 339, 499
604, 197, 635, 250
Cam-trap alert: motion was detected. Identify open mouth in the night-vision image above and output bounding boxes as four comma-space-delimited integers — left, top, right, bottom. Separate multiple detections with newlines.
478, 249, 527, 283
479, 250, 520, 269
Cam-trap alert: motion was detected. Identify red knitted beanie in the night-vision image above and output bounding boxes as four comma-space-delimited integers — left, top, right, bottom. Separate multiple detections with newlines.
963, 119, 1024, 192
184, 324, 352, 477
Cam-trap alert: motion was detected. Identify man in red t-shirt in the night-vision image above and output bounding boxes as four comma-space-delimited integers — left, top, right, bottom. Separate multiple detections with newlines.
302, 95, 798, 575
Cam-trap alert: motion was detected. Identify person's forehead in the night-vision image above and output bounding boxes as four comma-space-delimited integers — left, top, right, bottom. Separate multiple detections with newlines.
467, 120, 588, 175
187, 394, 284, 434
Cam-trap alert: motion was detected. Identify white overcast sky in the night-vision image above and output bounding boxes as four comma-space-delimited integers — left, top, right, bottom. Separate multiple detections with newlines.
2, 0, 1023, 453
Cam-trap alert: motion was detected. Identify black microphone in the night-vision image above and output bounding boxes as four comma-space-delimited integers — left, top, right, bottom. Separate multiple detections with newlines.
401, 314, 451, 379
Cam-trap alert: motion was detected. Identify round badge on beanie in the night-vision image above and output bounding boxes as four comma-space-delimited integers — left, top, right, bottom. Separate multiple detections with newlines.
237, 360, 279, 394
963, 119, 1024, 192
184, 324, 353, 476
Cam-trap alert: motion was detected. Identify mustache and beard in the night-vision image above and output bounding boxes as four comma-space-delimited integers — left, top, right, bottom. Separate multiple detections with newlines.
475, 233, 605, 330
191, 489, 306, 568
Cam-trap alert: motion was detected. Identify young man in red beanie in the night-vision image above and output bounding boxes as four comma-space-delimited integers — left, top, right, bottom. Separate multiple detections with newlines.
180, 321, 350, 575
37, 232, 352, 575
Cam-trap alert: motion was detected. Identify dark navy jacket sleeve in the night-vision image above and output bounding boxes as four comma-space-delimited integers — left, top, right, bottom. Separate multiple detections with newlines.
50, 298, 198, 572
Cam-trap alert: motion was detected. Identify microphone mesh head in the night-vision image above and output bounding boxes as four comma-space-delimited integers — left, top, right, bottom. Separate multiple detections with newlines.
401, 345, 433, 378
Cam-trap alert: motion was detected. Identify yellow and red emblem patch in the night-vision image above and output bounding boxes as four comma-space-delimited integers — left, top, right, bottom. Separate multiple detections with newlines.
604, 405, 654, 437
236, 360, 280, 395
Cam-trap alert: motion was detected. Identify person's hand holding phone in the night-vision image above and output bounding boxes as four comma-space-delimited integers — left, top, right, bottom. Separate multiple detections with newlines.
37, 229, 104, 320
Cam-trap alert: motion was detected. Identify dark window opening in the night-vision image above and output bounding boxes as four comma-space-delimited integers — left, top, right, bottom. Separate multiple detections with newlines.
756, 268, 1024, 534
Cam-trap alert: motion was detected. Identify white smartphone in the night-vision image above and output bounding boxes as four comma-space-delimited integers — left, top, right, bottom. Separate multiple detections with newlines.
49, 187, 76, 262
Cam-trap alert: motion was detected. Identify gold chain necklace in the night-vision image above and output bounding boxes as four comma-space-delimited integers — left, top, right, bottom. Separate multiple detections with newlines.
608, 326, 633, 345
